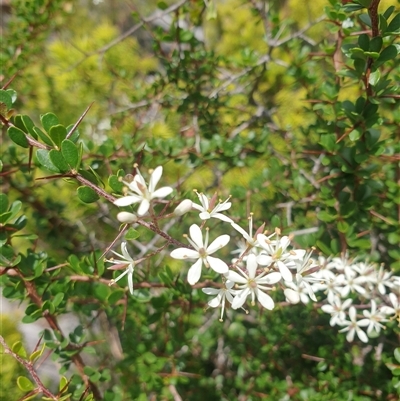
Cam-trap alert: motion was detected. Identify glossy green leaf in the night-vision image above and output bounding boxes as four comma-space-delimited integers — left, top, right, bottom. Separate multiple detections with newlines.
49, 149, 70, 172
394, 348, 400, 363
0, 89, 12, 110
108, 175, 124, 192
61, 139, 80, 169
12, 341, 27, 358
49, 124, 67, 148
21, 115, 37, 138
8, 126, 29, 148
17, 376, 35, 392
368, 70, 380, 86
29, 343, 46, 363
36, 149, 61, 173
386, 13, 400, 33
33, 126, 54, 146
369, 36, 382, 53
0, 193, 8, 214
40, 112, 59, 132
77, 186, 100, 203
125, 227, 139, 240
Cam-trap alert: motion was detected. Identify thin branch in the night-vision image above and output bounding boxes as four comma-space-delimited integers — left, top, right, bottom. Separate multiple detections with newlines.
0, 335, 58, 400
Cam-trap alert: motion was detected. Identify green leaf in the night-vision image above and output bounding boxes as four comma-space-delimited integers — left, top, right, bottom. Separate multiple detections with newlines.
376, 45, 398, 67
17, 376, 35, 392
49, 150, 70, 172
29, 343, 46, 363
368, 70, 380, 86
157, 1, 168, 10
20, 115, 37, 138
8, 126, 29, 148
349, 128, 362, 141
358, 34, 369, 51
125, 227, 139, 240
359, 13, 371, 27
40, 112, 59, 132
61, 139, 80, 170
77, 186, 100, 203
369, 36, 382, 53
317, 210, 337, 223
387, 13, 400, 33
395, 348, 400, 363
0, 89, 12, 110
108, 175, 124, 192
49, 124, 67, 148
59, 376, 69, 393
36, 149, 61, 173
0, 193, 9, 214
33, 126, 54, 146
53, 292, 64, 307
358, 0, 372, 7
12, 341, 27, 358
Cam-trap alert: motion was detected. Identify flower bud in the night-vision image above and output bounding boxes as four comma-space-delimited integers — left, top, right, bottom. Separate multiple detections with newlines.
173, 199, 193, 216
117, 211, 138, 224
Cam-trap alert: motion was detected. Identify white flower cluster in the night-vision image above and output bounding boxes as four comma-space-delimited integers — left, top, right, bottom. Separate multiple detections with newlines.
107, 165, 399, 342
313, 256, 400, 343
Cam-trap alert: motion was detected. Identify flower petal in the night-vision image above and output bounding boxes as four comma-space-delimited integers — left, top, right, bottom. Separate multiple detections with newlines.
149, 166, 163, 193
285, 288, 300, 304
170, 248, 199, 260
189, 224, 204, 248
208, 294, 222, 308
231, 288, 250, 309
277, 261, 293, 282
246, 254, 258, 278
207, 234, 230, 254
206, 256, 229, 274
225, 270, 247, 284
257, 272, 282, 285
152, 186, 173, 199
255, 289, 275, 310
114, 195, 142, 207
137, 199, 150, 215
257, 254, 273, 266
202, 288, 220, 295
187, 258, 203, 285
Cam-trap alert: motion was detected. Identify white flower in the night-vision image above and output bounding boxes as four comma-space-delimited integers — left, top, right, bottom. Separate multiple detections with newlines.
170, 224, 230, 285
256, 231, 305, 282
295, 249, 321, 302
202, 280, 237, 321
369, 265, 393, 295
380, 292, 400, 323
173, 199, 193, 216
362, 300, 388, 334
226, 254, 281, 310
231, 213, 265, 251
339, 306, 369, 343
116, 211, 138, 224
106, 242, 136, 294
339, 266, 368, 298
114, 166, 173, 216
191, 190, 233, 222
284, 282, 311, 304
321, 296, 352, 327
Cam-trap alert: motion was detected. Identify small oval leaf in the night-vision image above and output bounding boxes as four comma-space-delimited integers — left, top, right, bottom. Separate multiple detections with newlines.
49, 124, 67, 148
17, 376, 35, 392
49, 150, 70, 172
36, 149, 61, 173
61, 139, 80, 169
8, 126, 29, 148
77, 186, 100, 203
40, 112, 59, 132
